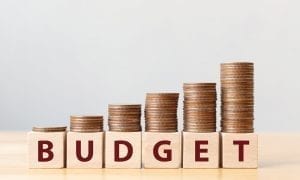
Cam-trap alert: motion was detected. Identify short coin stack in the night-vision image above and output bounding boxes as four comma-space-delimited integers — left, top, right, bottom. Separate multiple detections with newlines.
145, 93, 179, 132
70, 116, 103, 132
183, 83, 217, 132
221, 62, 254, 133
32, 126, 67, 132
108, 104, 141, 132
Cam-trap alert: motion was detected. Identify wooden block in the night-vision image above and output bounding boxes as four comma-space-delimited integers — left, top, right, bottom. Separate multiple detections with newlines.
67, 131, 104, 168
105, 131, 141, 168
182, 131, 219, 168
27, 131, 66, 168
142, 132, 181, 168
222, 132, 258, 168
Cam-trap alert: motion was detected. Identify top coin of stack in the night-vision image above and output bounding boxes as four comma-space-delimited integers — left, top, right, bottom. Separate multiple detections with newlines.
108, 104, 141, 132
183, 83, 217, 133
32, 126, 67, 132
220, 62, 254, 133
145, 93, 179, 132
70, 116, 103, 132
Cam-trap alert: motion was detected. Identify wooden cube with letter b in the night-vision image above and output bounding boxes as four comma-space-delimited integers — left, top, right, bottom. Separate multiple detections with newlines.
27, 126, 66, 168
222, 133, 258, 168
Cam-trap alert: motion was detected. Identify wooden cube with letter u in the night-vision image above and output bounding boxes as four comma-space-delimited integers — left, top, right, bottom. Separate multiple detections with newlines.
142, 132, 181, 168
67, 131, 104, 168
222, 132, 258, 168
105, 131, 141, 168
27, 131, 66, 168
182, 131, 220, 168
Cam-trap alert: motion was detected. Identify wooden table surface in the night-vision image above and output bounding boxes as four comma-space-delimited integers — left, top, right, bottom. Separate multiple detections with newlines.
0, 132, 299, 179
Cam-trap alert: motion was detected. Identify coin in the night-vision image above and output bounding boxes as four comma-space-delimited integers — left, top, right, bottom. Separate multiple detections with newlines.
32, 126, 67, 132
108, 104, 141, 132
183, 83, 217, 133
221, 62, 254, 133
70, 115, 103, 132
145, 93, 179, 132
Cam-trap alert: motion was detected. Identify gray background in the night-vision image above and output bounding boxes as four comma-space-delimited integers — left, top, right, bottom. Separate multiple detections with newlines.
0, 0, 298, 132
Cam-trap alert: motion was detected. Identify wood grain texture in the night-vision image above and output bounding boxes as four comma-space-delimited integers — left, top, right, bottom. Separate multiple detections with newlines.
27, 131, 66, 168
222, 133, 258, 168
67, 131, 103, 168
105, 131, 141, 168
0, 132, 300, 179
142, 132, 181, 168
182, 132, 220, 168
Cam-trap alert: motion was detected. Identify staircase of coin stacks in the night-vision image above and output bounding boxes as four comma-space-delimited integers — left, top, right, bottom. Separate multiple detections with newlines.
27, 62, 257, 169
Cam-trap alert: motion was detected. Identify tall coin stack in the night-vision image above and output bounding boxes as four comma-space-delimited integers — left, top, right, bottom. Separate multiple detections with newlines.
108, 104, 142, 132
70, 116, 103, 132
221, 62, 254, 133
183, 83, 217, 132
145, 93, 179, 132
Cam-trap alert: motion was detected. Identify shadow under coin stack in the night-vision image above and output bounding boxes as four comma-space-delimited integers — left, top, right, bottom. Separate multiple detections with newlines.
145, 93, 179, 132
108, 104, 142, 132
221, 62, 254, 133
183, 83, 217, 132
70, 116, 104, 132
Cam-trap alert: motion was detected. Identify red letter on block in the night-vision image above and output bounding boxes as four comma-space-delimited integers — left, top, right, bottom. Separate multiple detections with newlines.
153, 140, 172, 162
233, 140, 250, 161
76, 140, 93, 162
195, 140, 209, 162
114, 140, 133, 162
38, 140, 54, 162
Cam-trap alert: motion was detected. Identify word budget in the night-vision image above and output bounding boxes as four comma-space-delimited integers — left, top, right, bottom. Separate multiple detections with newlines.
28, 62, 257, 169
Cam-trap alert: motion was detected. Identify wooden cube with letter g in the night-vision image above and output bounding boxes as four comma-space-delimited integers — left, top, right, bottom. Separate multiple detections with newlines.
142, 132, 181, 168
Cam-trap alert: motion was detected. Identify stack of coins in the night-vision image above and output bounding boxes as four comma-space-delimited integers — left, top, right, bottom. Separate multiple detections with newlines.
70, 116, 103, 132
221, 62, 254, 133
183, 83, 217, 132
108, 104, 141, 132
32, 126, 67, 132
145, 93, 179, 132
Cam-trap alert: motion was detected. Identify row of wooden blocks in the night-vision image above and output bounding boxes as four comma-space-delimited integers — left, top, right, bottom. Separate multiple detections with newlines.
28, 131, 258, 169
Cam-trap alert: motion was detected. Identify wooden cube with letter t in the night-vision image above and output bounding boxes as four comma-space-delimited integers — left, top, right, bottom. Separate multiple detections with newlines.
105, 131, 141, 168
27, 126, 66, 168
222, 133, 258, 168
142, 132, 181, 168
67, 131, 104, 168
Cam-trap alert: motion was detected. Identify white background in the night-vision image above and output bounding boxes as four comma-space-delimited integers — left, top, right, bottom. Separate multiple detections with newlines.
0, 0, 298, 131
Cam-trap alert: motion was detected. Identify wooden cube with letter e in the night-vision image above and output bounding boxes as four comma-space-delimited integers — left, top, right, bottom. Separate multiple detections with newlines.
182, 132, 219, 168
